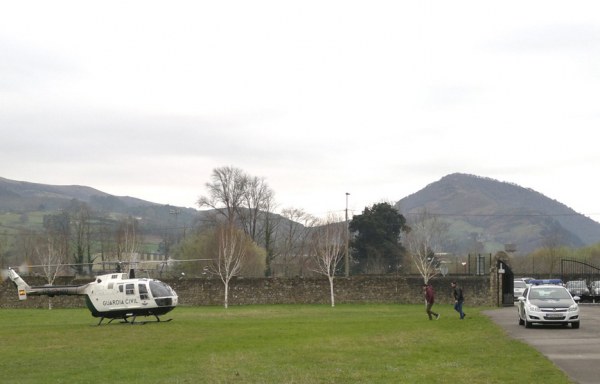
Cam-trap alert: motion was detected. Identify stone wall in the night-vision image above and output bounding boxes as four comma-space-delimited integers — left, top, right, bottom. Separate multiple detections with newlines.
1, 275, 493, 309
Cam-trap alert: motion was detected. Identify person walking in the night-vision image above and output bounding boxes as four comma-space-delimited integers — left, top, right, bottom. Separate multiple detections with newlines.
423, 283, 440, 320
451, 281, 466, 319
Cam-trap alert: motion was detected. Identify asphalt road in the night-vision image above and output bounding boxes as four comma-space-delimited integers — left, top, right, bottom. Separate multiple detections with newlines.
484, 305, 600, 384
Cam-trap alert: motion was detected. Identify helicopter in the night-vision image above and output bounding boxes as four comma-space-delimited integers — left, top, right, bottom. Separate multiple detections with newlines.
7, 266, 179, 325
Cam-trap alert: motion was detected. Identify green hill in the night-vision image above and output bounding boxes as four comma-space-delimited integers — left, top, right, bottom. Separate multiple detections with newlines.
395, 173, 600, 254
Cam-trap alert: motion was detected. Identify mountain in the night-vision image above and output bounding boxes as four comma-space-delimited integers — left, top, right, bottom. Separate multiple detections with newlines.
0, 176, 148, 210
2, 174, 600, 256
0, 176, 200, 235
395, 173, 600, 254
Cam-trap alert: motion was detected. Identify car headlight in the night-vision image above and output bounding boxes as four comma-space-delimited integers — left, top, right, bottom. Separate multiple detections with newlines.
568, 304, 578, 312
527, 303, 540, 312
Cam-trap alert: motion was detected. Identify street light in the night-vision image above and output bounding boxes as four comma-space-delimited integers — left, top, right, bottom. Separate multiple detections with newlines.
345, 192, 350, 277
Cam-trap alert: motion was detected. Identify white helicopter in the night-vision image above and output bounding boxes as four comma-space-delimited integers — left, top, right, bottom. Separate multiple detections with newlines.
7, 267, 179, 325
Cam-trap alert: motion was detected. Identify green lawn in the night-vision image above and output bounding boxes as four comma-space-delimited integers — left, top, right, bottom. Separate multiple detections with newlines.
0, 305, 571, 384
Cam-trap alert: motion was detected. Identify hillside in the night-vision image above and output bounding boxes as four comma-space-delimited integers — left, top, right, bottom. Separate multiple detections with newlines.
2, 174, 600, 257
0, 176, 200, 237
395, 173, 600, 254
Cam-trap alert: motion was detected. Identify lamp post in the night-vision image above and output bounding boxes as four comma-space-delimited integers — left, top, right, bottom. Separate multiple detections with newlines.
345, 192, 350, 277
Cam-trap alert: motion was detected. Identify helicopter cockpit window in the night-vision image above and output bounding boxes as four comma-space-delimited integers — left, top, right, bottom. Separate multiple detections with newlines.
125, 284, 135, 295
149, 280, 173, 298
139, 283, 149, 300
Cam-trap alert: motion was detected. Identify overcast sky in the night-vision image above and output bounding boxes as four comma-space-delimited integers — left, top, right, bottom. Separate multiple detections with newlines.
2, 1, 600, 221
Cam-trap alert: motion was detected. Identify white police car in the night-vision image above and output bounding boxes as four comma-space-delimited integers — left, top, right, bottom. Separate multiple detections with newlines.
517, 284, 580, 329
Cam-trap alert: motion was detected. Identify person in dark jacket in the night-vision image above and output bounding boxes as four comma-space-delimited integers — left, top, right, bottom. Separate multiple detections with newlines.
423, 283, 440, 320
451, 281, 466, 319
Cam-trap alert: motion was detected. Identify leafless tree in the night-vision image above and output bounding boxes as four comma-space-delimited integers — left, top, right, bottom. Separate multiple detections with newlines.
14, 229, 38, 267
96, 221, 115, 273
238, 175, 274, 241
309, 214, 345, 307
115, 216, 142, 270
35, 234, 68, 309
405, 210, 449, 284
198, 166, 277, 277
198, 166, 248, 225
42, 211, 71, 269
540, 223, 566, 275
209, 223, 248, 308
260, 195, 280, 276
274, 208, 317, 277
71, 203, 95, 275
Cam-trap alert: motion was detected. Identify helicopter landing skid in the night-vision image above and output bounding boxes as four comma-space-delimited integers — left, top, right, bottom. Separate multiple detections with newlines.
97, 314, 173, 326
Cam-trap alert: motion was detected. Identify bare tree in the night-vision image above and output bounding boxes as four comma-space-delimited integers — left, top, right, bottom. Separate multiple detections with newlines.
96, 221, 115, 273
238, 175, 274, 241
35, 233, 68, 309
405, 210, 449, 284
0, 232, 6, 270
115, 216, 142, 270
540, 223, 566, 275
71, 203, 95, 275
198, 166, 278, 277
261, 195, 279, 276
42, 211, 71, 269
274, 208, 317, 277
14, 229, 38, 267
210, 224, 248, 308
198, 166, 248, 225
309, 214, 345, 307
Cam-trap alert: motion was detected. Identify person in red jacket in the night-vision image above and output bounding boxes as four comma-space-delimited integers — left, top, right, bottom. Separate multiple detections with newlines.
423, 283, 440, 320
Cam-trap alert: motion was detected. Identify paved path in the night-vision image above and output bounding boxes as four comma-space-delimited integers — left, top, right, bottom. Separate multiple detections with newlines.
484, 305, 600, 384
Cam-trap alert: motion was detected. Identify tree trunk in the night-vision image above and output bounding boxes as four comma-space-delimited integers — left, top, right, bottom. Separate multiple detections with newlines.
329, 276, 335, 307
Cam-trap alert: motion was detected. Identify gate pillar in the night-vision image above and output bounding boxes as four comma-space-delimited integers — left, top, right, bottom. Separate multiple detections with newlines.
492, 252, 514, 307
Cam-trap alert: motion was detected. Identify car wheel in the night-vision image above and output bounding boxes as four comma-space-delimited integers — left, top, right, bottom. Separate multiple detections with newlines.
518, 317, 524, 326
572, 321, 580, 329
525, 319, 532, 328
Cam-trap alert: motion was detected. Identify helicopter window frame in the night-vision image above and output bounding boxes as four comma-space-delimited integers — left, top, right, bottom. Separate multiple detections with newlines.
139, 283, 149, 300
125, 283, 135, 295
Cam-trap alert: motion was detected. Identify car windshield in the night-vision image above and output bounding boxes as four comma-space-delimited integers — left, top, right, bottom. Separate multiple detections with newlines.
514, 281, 526, 288
529, 288, 571, 300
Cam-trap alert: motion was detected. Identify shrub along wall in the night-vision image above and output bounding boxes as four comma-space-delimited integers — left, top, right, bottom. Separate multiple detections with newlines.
1, 275, 493, 310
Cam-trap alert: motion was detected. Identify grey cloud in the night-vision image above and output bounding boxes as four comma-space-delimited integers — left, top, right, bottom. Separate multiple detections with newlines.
492, 23, 600, 53
0, 39, 75, 91
423, 85, 481, 109
0, 108, 323, 169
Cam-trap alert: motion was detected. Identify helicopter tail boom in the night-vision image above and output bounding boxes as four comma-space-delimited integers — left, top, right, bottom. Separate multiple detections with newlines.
7, 268, 88, 300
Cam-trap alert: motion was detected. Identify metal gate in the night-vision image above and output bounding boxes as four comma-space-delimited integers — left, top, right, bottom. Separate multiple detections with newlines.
560, 259, 600, 302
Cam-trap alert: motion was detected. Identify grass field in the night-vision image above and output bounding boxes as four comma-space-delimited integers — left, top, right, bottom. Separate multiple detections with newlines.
0, 304, 571, 384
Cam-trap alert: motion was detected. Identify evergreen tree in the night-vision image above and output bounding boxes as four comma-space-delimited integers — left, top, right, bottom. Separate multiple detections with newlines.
349, 202, 407, 274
